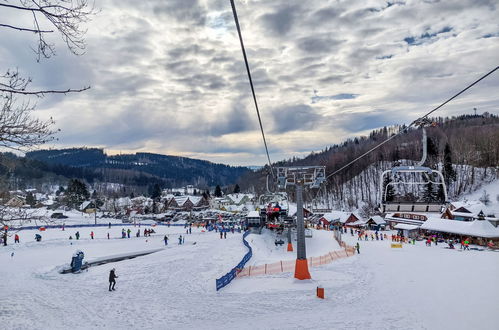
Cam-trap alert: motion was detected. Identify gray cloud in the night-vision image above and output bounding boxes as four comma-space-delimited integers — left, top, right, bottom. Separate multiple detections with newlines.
271, 104, 322, 133
1, 0, 498, 166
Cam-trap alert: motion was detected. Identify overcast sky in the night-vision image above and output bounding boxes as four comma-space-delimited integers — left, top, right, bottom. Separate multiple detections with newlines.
1, 0, 498, 166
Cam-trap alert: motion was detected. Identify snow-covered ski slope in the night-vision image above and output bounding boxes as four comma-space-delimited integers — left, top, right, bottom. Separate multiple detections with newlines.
1, 224, 498, 329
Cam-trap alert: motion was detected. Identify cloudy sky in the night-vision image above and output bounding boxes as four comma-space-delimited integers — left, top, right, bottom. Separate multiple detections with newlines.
1, 0, 498, 166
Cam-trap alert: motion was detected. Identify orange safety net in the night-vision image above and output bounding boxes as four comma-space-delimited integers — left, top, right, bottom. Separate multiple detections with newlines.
237, 243, 356, 278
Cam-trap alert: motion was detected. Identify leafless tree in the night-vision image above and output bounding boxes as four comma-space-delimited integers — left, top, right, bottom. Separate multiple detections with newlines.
0, 0, 95, 238
0, 0, 95, 150
0, 0, 94, 61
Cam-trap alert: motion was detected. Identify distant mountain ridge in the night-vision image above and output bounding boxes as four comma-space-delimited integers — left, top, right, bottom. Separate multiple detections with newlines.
26, 148, 249, 187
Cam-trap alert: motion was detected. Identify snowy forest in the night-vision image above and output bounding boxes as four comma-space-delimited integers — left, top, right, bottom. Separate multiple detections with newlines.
239, 114, 498, 212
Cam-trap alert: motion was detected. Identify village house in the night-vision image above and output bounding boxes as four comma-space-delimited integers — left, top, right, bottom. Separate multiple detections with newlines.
441, 201, 498, 227
318, 211, 361, 227
365, 216, 387, 230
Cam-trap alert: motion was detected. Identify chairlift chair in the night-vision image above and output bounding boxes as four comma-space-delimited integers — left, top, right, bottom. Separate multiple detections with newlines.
378, 124, 448, 213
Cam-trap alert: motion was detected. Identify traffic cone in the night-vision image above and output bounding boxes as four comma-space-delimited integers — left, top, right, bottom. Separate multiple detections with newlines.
294, 258, 311, 280
287, 242, 293, 252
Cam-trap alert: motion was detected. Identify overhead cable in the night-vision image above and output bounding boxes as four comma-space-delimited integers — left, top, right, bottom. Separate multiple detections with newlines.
230, 0, 273, 175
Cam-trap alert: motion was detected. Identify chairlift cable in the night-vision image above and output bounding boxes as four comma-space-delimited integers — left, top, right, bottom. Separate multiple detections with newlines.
230, 0, 274, 175
311, 65, 498, 209
324, 65, 499, 181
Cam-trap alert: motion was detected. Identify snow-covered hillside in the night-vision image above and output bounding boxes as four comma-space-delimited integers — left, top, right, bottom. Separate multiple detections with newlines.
319, 162, 497, 212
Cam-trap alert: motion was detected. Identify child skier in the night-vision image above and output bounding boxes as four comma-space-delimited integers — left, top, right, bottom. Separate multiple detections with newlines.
109, 268, 118, 291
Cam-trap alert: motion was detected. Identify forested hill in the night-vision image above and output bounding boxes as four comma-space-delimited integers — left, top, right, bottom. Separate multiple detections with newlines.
25, 148, 250, 187
238, 113, 498, 207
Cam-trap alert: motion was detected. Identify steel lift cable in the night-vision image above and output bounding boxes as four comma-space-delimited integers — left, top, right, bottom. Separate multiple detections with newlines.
311, 65, 499, 207
230, 0, 274, 176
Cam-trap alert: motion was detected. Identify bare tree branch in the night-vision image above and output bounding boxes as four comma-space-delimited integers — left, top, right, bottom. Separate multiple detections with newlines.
0, 0, 96, 60
0, 87, 90, 95
0, 23, 54, 33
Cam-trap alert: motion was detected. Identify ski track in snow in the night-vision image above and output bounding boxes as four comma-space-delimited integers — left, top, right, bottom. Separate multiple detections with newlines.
1, 225, 498, 330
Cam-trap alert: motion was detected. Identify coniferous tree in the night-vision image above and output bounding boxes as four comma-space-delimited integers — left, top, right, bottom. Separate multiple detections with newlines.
26, 192, 36, 207
443, 143, 456, 186
233, 184, 240, 194
422, 181, 438, 203
65, 179, 90, 209
214, 185, 222, 197
150, 183, 161, 200
56, 186, 65, 196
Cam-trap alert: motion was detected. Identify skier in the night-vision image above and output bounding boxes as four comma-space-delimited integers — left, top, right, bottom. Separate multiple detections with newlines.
189, 227, 192, 234
90, 231, 94, 240
182, 236, 185, 244
178, 235, 182, 245
109, 268, 118, 291
144, 229, 147, 237
355, 242, 360, 254
75, 231, 80, 240
108, 222, 111, 229
220, 231, 223, 239
14, 234, 20, 243
127, 228, 131, 238
136, 229, 140, 237
121, 229, 126, 238
164, 235, 168, 246
107, 232, 110, 240
224, 231, 227, 239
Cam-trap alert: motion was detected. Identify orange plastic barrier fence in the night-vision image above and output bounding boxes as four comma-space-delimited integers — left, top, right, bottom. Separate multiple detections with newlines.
237, 240, 356, 278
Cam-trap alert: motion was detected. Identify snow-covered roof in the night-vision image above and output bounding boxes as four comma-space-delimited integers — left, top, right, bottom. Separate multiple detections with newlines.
80, 201, 92, 210
226, 193, 253, 204
246, 211, 260, 218
394, 224, 420, 230
421, 218, 499, 238
321, 211, 350, 223
368, 216, 386, 225
189, 196, 202, 205
349, 220, 366, 226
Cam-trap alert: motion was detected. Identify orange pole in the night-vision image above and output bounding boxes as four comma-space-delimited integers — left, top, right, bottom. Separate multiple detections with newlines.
295, 259, 311, 280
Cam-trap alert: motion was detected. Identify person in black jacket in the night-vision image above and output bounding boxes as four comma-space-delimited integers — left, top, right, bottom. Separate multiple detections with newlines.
109, 268, 118, 291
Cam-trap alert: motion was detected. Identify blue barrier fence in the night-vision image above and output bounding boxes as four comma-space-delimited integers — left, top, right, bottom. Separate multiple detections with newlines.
215, 230, 252, 291
8, 222, 188, 231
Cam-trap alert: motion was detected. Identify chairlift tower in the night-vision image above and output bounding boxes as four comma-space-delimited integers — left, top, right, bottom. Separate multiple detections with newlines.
277, 166, 326, 280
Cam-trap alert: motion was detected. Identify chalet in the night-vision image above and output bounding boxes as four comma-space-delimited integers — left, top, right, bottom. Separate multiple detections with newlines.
393, 223, 419, 238
171, 195, 209, 211
5, 196, 25, 207
421, 217, 499, 245
319, 211, 359, 226
365, 216, 386, 230
225, 193, 254, 206
442, 201, 498, 227
385, 212, 429, 226
80, 201, 97, 213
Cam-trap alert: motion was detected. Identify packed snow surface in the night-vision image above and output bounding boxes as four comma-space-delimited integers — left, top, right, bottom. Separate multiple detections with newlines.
1, 220, 498, 329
